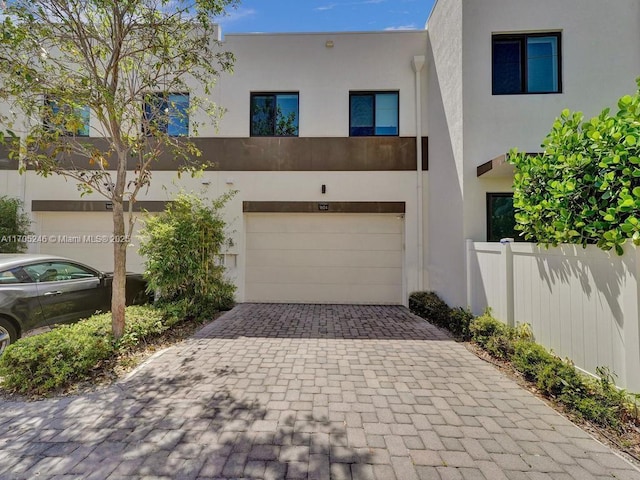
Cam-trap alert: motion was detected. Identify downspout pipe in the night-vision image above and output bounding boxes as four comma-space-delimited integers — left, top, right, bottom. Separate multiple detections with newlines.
412, 55, 426, 291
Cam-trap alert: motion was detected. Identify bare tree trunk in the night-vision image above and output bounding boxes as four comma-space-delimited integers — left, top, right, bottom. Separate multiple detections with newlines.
111, 198, 127, 339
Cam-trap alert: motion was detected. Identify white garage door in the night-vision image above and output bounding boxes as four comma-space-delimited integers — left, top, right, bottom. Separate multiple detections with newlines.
34, 212, 146, 273
245, 213, 404, 304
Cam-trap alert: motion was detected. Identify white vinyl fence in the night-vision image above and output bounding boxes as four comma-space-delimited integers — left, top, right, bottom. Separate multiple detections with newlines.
466, 240, 640, 392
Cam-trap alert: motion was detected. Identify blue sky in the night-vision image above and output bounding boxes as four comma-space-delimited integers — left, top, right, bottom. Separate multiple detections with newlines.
216, 0, 436, 34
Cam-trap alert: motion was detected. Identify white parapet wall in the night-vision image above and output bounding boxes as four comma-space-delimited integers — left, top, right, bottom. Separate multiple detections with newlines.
467, 240, 640, 392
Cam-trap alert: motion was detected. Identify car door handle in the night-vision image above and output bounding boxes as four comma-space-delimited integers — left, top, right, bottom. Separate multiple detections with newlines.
43, 291, 62, 296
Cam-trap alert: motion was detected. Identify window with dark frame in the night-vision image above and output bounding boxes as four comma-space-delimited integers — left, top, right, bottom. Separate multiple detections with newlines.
143, 92, 189, 137
492, 32, 561, 95
250, 93, 299, 137
487, 193, 518, 242
349, 91, 399, 136
43, 96, 90, 137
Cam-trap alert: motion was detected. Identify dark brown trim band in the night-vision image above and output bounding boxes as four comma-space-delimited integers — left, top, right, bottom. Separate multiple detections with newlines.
25, 136, 422, 172
32, 200, 168, 213
243, 201, 405, 214
421, 136, 428, 171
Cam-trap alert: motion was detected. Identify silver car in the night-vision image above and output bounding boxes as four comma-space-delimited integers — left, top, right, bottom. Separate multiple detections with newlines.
0, 254, 149, 354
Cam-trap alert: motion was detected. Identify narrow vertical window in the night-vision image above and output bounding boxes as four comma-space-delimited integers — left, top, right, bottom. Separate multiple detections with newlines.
487, 193, 517, 242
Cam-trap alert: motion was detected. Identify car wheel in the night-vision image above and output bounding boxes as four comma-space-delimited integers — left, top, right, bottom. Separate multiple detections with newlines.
0, 318, 17, 355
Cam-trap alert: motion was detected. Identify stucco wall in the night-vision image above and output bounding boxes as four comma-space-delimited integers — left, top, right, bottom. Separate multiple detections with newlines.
462, 0, 640, 242
425, 0, 465, 306
204, 31, 428, 138
9, 168, 420, 303
428, 0, 640, 308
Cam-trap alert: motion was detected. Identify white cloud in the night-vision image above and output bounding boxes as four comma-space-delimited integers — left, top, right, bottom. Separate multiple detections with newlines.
315, 4, 337, 11
384, 24, 418, 30
315, 0, 386, 11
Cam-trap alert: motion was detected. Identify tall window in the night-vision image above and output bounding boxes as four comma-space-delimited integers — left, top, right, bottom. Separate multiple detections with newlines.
250, 93, 299, 137
143, 93, 189, 136
492, 33, 561, 95
487, 193, 517, 242
44, 96, 90, 137
349, 92, 399, 136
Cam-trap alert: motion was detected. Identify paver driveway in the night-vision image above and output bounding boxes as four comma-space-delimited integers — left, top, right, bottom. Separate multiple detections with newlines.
1, 304, 639, 480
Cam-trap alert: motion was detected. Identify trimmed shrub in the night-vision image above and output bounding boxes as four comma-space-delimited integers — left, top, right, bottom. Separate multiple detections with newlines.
448, 307, 474, 340
511, 340, 631, 430
569, 368, 631, 430
116, 306, 167, 349
512, 340, 555, 380
409, 291, 451, 328
0, 315, 114, 395
536, 358, 583, 397
469, 311, 514, 358
568, 395, 621, 429
469, 310, 508, 345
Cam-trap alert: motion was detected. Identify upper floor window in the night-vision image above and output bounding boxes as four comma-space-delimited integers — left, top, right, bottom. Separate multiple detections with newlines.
143, 93, 189, 136
492, 33, 561, 95
44, 96, 90, 137
250, 93, 299, 137
350, 92, 399, 136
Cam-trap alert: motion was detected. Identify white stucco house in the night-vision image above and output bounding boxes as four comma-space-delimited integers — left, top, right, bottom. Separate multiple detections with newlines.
0, 0, 638, 307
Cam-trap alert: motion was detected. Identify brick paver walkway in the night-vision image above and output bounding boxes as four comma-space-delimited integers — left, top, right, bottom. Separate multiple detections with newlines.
1, 304, 639, 479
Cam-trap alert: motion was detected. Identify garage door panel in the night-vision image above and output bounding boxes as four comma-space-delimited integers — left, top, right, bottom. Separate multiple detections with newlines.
247, 232, 401, 251
247, 214, 403, 234
246, 249, 402, 268
245, 213, 403, 304
246, 265, 401, 286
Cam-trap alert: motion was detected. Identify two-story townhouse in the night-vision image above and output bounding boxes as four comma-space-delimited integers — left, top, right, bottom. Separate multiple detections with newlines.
0, 29, 428, 305
1, 0, 638, 307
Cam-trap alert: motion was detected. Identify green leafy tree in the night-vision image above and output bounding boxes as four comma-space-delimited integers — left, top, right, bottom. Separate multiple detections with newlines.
138, 191, 236, 316
0, 0, 236, 338
509, 80, 640, 255
0, 196, 32, 253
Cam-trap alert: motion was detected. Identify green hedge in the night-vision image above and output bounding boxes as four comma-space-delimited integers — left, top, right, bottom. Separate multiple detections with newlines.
409, 292, 474, 340
0, 305, 166, 396
0, 315, 114, 395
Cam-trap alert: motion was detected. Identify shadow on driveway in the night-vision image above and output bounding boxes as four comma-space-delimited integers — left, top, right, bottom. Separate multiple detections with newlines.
195, 303, 452, 341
